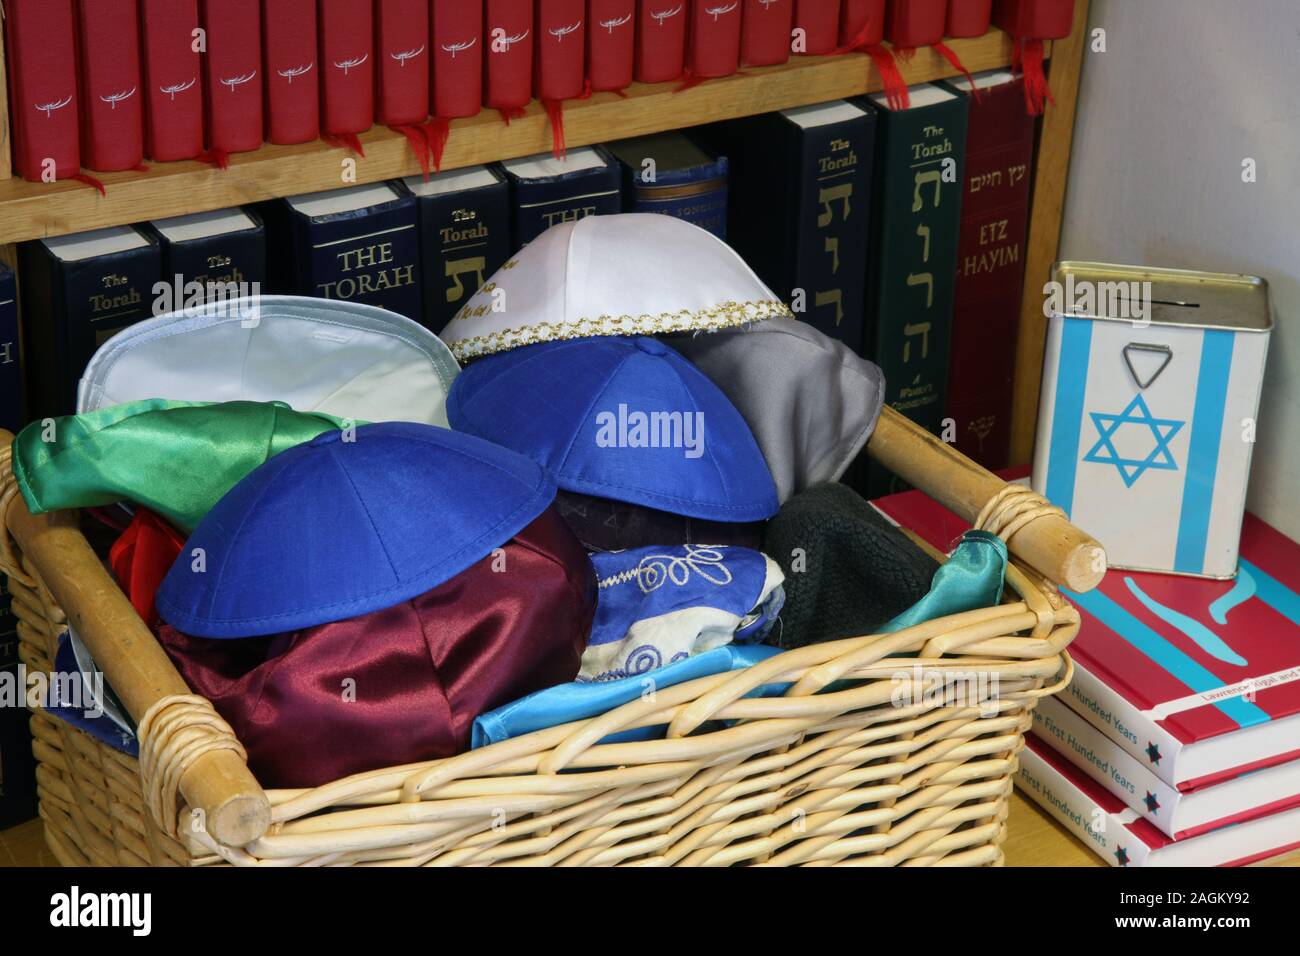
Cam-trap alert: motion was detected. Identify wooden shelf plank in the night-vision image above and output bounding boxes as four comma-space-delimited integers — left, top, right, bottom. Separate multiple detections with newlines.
0, 30, 1021, 245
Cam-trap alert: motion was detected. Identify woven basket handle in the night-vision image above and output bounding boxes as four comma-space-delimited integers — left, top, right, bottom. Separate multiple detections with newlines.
0, 430, 272, 848
866, 407, 1106, 593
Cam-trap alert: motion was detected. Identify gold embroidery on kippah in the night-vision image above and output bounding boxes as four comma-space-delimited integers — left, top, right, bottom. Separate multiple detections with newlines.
448, 299, 794, 361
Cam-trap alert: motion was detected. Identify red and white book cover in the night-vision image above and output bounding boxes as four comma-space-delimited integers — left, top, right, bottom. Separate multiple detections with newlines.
77, 0, 145, 171
430, 0, 483, 118
587, 0, 635, 92
1019, 735, 1300, 867
201, 0, 263, 155
536, 0, 587, 101
376, 0, 429, 126
484, 0, 534, 111
140, 0, 204, 162
262, 0, 319, 145
741, 0, 793, 67
4, 0, 81, 181
635, 1, 687, 84
884, 0, 947, 48
947, 0, 993, 37
793, 0, 840, 55
840, 0, 886, 46
687, 1, 742, 79
873, 473, 1300, 793
318, 0, 374, 135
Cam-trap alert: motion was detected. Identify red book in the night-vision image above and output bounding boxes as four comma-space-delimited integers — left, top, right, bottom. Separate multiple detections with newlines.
992, 0, 1074, 38
140, 0, 203, 162
944, 73, 1034, 469
376, 0, 429, 126
262, 0, 319, 145
431, 0, 483, 118
946, 0, 992, 37
840, 0, 885, 46
484, 0, 533, 111
318, 0, 373, 135
741, 0, 793, 67
587, 0, 635, 92
536, 0, 587, 101
794, 0, 840, 55
3, 0, 81, 181
77, 0, 145, 171
884, 0, 946, 47
687, 0, 742, 78
202, 0, 263, 155
635, 1, 687, 83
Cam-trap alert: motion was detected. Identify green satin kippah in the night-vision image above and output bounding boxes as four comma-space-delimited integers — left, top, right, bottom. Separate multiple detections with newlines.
13, 399, 357, 533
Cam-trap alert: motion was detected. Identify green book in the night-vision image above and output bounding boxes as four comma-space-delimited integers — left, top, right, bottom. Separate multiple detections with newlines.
857, 83, 970, 497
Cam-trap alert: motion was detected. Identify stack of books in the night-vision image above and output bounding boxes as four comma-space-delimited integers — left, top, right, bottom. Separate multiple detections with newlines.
873, 476, 1300, 867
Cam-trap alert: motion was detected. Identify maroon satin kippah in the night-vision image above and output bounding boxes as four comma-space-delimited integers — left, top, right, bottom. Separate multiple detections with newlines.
158, 507, 596, 788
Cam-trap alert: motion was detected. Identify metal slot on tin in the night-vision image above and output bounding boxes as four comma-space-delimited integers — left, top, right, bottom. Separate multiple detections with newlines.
1123, 343, 1173, 390
1150, 298, 1201, 308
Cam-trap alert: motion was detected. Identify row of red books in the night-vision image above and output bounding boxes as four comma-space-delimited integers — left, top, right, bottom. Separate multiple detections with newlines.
4, 0, 1073, 181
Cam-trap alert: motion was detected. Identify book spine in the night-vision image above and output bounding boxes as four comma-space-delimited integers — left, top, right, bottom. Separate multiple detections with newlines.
587, 0, 635, 91
794, 0, 840, 54
741, 0, 792, 67
0, 267, 21, 433
1033, 694, 1182, 837
293, 198, 422, 320
536, 0, 587, 101
202, 0, 263, 154
484, 0, 534, 110
687, 0, 742, 78
318, 0, 374, 135
944, 78, 1033, 470
376, 0, 430, 126
885, 0, 948, 47
841, 0, 886, 46
76, 0, 145, 171
792, 112, 875, 355
947, 0, 993, 37
154, 226, 266, 307
1017, 739, 1152, 867
508, 162, 623, 248
431, 0, 483, 118
991, 0, 1075, 39
3, 0, 81, 181
861, 93, 968, 497
621, 157, 730, 239
414, 178, 513, 333
140, 0, 204, 162
262, 0, 320, 145
1063, 653, 1186, 788
635, 1, 687, 83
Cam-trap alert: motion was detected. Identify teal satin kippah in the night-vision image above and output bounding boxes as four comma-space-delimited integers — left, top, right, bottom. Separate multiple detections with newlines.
13, 398, 354, 533
883, 530, 1008, 633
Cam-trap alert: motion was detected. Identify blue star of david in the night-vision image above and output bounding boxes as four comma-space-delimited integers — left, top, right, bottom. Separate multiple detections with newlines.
1114, 846, 1129, 866
1145, 742, 1162, 765
1144, 792, 1161, 814
1082, 394, 1185, 487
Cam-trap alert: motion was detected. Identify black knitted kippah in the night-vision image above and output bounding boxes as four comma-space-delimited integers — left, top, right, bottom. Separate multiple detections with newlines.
762, 482, 938, 649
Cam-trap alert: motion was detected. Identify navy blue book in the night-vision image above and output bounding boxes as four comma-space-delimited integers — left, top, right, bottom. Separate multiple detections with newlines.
605, 132, 729, 239
0, 579, 36, 829
0, 264, 21, 432
18, 226, 161, 418
700, 100, 876, 355
499, 147, 623, 250
145, 207, 267, 310
263, 182, 422, 320
403, 166, 511, 335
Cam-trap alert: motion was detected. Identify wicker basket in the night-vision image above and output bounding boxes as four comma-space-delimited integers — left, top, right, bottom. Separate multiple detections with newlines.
0, 409, 1102, 867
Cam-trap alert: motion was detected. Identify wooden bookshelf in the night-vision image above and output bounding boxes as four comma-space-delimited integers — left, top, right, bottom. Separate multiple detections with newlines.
0, 29, 1022, 246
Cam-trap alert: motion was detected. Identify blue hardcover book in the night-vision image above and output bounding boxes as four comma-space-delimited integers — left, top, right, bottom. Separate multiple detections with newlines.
499, 147, 623, 250
0, 585, 36, 829
403, 166, 511, 335
263, 182, 422, 320
0, 264, 21, 432
18, 226, 161, 418
701, 100, 876, 355
145, 207, 267, 310
606, 132, 729, 239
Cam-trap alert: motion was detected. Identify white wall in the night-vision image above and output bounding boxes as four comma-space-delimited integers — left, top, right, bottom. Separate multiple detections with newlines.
1059, 0, 1298, 540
